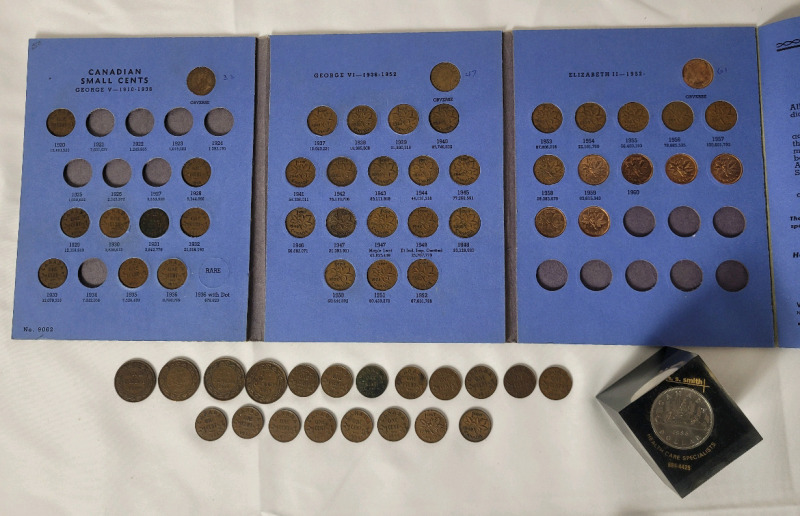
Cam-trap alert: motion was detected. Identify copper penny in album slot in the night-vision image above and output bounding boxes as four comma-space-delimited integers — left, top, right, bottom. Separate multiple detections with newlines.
617, 102, 649, 132
326, 157, 357, 187
326, 207, 356, 238
430, 62, 461, 92
683, 58, 714, 89
395, 365, 428, 400
665, 154, 698, 184
304, 408, 337, 443
575, 102, 606, 132
287, 363, 320, 397
196, 407, 227, 441
533, 155, 565, 186
285, 157, 315, 188
407, 258, 438, 290
245, 360, 288, 404
449, 155, 480, 185
356, 364, 389, 398
408, 207, 439, 238
578, 154, 610, 185
157, 258, 187, 290
368, 156, 398, 186
429, 366, 462, 401
285, 207, 316, 238
539, 366, 573, 400
367, 207, 398, 238
187, 66, 216, 95
578, 206, 611, 237
449, 207, 481, 238
204, 357, 245, 401
377, 407, 411, 442
114, 359, 156, 402
621, 154, 653, 185
118, 257, 148, 289
429, 103, 459, 133
341, 408, 374, 443
711, 153, 743, 184
158, 358, 201, 401
47, 108, 76, 137
38, 258, 67, 289
504, 364, 536, 398
269, 408, 302, 442
321, 364, 353, 398
307, 106, 337, 136
181, 157, 211, 187
408, 155, 439, 186
705, 101, 737, 132
324, 259, 356, 291
465, 365, 498, 399
180, 207, 210, 238
60, 207, 90, 238
347, 105, 377, 135
535, 207, 566, 238
367, 260, 398, 291
388, 104, 419, 134
531, 103, 563, 133
415, 409, 448, 443
459, 408, 492, 442
99, 208, 130, 239
232, 405, 264, 439
662, 101, 694, 132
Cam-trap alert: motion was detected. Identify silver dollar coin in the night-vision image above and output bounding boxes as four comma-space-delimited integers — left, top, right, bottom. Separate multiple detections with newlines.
650, 386, 714, 450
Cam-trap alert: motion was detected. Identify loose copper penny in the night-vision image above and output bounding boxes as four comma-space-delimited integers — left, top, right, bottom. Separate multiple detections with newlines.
368, 156, 398, 186
388, 104, 419, 134
449, 155, 480, 185
705, 101, 737, 131
578, 155, 610, 185
114, 359, 156, 402
533, 155, 565, 186
180, 207, 210, 238
539, 366, 573, 400
408, 155, 439, 186
245, 360, 288, 404
158, 358, 200, 401
662, 101, 694, 132
429, 366, 462, 401
347, 105, 377, 135
711, 153, 743, 184
429, 104, 459, 133
356, 364, 388, 398
535, 207, 566, 238
578, 206, 611, 237
47, 108, 76, 137
532, 103, 563, 133
327, 157, 357, 187
367, 207, 398, 238
304, 408, 337, 443
118, 257, 148, 289
415, 409, 448, 443
204, 357, 246, 401
285, 157, 315, 188
140, 208, 169, 239
38, 258, 68, 289
617, 102, 649, 132
503, 364, 536, 398
408, 207, 439, 237
157, 258, 187, 289
575, 102, 606, 132
367, 260, 398, 291
326, 207, 356, 238
99, 208, 130, 238
395, 365, 428, 400
459, 408, 492, 442
341, 408, 374, 443
621, 154, 654, 185
321, 364, 353, 398
464, 365, 498, 399
307, 106, 337, 136
665, 154, 698, 184
324, 260, 356, 291
407, 259, 438, 290
187, 66, 216, 95
182, 157, 211, 187
683, 58, 714, 89
449, 207, 481, 238
196, 407, 227, 441
232, 405, 264, 439
269, 408, 302, 442
287, 363, 320, 397
377, 407, 411, 442
430, 62, 460, 92
285, 207, 316, 238
60, 208, 90, 238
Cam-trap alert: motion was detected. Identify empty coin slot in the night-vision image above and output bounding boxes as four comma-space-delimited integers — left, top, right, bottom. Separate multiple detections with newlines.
165, 107, 193, 136
63, 159, 92, 187
623, 206, 655, 237
536, 260, 568, 291
625, 260, 658, 292
580, 260, 612, 291
103, 159, 132, 188
86, 108, 115, 137
713, 207, 746, 238
142, 158, 172, 187
78, 258, 108, 288
205, 107, 234, 136
126, 108, 154, 137
716, 260, 748, 292
670, 260, 703, 292
668, 206, 701, 237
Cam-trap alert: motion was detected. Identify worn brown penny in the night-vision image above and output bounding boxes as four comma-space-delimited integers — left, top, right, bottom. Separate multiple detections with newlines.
539, 366, 573, 400
578, 206, 611, 237
430, 62, 460, 92
459, 408, 492, 442
287, 363, 320, 397
196, 407, 227, 441
327, 157, 357, 187
705, 100, 737, 131
269, 408, 302, 442
285, 157, 316, 187
683, 58, 714, 89
114, 359, 156, 402
47, 108, 76, 137
60, 208, 90, 238
367, 260, 398, 291
326, 207, 356, 238
367, 207, 398, 238
395, 365, 428, 400
575, 102, 606, 132
204, 357, 246, 401
347, 105, 377, 135
578, 154, 610, 185
662, 101, 694, 132
231, 405, 264, 439
464, 365, 498, 399
711, 153, 743, 184
341, 408, 373, 443
187, 66, 216, 95
408, 207, 439, 238
325, 259, 356, 291
182, 157, 211, 187
38, 258, 68, 289
449, 207, 481, 238
407, 259, 438, 290
285, 207, 315, 238
535, 207, 566, 238
621, 154, 653, 185
157, 258, 187, 289
408, 155, 439, 186
415, 409, 448, 443
377, 407, 411, 442
304, 408, 337, 443
449, 155, 480, 185
368, 156, 398, 186
534, 155, 565, 186
503, 364, 536, 398
180, 207, 210, 238
99, 208, 130, 238
245, 359, 287, 404
140, 208, 169, 239
617, 102, 649, 132
158, 357, 200, 401
532, 103, 562, 133
321, 364, 353, 398
118, 257, 148, 289
388, 104, 419, 134
665, 154, 698, 184
307, 106, 337, 136
429, 366, 462, 401
356, 364, 389, 398
429, 104, 459, 133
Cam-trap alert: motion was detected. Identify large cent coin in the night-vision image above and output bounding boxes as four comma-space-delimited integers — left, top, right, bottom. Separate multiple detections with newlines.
304, 408, 337, 443
324, 260, 356, 291
503, 364, 536, 398
429, 366, 462, 401
182, 157, 211, 187
327, 157, 357, 187
407, 259, 438, 290
617, 102, 649, 132
287, 363, 319, 397
429, 104, 459, 133
377, 407, 411, 442
245, 359, 288, 404
710, 153, 743, 184
388, 104, 419, 134
195, 407, 227, 441
139, 208, 169, 238
430, 62, 460, 92
158, 357, 200, 401
539, 366, 573, 400
662, 101, 694, 132
683, 58, 714, 89
118, 257, 148, 289
307, 106, 337, 136
60, 208, 90, 238
114, 359, 156, 402
705, 101, 737, 131
285, 207, 316, 238
356, 364, 388, 398
578, 206, 611, 237
99, 208, 130, 239
157, 258, 187, 289
415, 409, 448, 443
180, 207, 210, 238
38, 258, 68, 289
578, 154, 610, 185
326, 207, 356, 238
269, 408, 302, 442
367, 260, 398, 291
650, 387, 713, 450
187, 66, 216, 95
321, 364, 353, 398
465, 365, 498, 399
368, 156, 398, 186
285, 157, 315, 187
232, 405, 264, 439
47, 108, 76, 137
408, 155, 439, 186
621, 154, 653, 185
535, 206, 566, 238
459, 408, 492, 442
367, 207, 398, 238
449, 207, 481, 238
395, 365, 428, 400
449, 155, 480, 185
408, 207, 439, 237
575, 102, 606, 132
665, 154, 698, 184
204, 357, 245, 401
341, 408, 373, 443
347, 105, 377, 135
533, 155, 565, 185
532, 103, 562, 133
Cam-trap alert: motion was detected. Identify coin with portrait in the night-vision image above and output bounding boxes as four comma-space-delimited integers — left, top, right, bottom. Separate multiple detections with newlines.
430, 62, 460, 92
